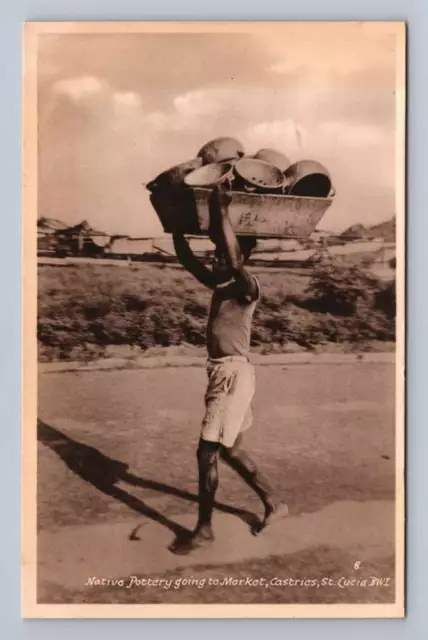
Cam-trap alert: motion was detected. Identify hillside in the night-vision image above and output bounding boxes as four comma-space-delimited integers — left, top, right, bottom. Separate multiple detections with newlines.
368, 217, 396, 242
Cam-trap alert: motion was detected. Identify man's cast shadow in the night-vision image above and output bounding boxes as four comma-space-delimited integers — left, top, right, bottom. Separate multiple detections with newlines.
37, 419, 260, 545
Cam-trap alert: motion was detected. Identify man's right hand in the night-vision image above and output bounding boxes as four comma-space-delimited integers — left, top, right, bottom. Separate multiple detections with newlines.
208, 185, 232, 244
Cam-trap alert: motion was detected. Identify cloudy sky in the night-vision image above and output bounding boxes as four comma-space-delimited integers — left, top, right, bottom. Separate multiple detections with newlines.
38, 23, 401, 236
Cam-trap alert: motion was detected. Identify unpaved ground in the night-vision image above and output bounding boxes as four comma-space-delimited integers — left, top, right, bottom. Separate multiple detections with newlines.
37, 360, 396, 604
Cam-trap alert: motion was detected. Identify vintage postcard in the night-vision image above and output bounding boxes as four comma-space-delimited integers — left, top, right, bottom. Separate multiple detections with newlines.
22, 21, 406, 618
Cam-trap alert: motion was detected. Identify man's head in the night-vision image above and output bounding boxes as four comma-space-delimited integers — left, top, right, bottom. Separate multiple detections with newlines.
212, 237, 257, 280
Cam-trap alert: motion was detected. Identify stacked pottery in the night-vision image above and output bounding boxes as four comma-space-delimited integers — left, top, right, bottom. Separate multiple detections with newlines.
145, 136, 335, 234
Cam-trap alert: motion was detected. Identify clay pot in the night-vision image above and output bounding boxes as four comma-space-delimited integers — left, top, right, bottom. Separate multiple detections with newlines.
284, 160, 332, 198
197, 137, 244, 164
254, 148, 291, 172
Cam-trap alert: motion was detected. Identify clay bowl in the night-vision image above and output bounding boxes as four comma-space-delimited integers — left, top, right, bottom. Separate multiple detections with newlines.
233, 158, 285, 193
145, 157, 203, 192
184, 162, 234, 188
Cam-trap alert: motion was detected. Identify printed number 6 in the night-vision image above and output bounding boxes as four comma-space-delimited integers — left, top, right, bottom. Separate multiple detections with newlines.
354, 561, 361, 570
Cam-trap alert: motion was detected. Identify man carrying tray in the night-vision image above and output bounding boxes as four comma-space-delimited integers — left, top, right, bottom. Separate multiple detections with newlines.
170, 184, 288, 555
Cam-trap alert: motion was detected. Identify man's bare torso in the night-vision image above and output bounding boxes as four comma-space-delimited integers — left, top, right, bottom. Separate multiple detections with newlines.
206, 278, 259, 359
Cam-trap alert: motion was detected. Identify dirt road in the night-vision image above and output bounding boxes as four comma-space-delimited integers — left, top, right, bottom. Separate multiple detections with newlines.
37, 360, 396, 604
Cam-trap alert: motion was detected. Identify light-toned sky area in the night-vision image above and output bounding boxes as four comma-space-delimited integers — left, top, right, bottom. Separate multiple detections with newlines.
38, 24, 400, 236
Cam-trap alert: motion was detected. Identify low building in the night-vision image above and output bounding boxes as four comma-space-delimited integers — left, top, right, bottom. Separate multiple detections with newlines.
37, 217, 68, 254
54, 220, 110, 257
107, 237, 153, 257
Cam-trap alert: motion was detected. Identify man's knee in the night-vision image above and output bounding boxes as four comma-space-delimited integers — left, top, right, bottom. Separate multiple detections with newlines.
221, 437, 258, 473
220, 436, 243, 462
197, 439, 220, 466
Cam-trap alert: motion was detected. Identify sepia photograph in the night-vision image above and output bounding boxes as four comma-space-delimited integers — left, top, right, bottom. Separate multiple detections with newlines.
22, 21, 405, 618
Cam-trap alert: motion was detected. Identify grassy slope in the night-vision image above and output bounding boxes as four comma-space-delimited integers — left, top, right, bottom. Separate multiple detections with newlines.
38, 261, 395, 361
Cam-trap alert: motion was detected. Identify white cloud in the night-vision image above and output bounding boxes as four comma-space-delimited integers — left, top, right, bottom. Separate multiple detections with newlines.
270, 52, 364, 77
319, 122, 385, 148
113, 91, 143, 108
145, 111, 169, 128
42, 62, 396, 234
53, 76, 106, 102
53, 78, 144, 114
41, 75, 164, 236
151, 88, 235, 132
244, 119, 310, 156
173, 89, 214, 118
245, 119, 387, 157
267, 25, 396, 79
146, 86, 290, 136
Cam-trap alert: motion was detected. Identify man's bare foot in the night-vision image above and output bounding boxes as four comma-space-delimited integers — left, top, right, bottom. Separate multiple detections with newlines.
252, 502, 289, 536
168, 525, 214, 555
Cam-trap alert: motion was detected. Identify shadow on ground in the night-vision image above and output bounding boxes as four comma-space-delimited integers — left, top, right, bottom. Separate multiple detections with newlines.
37, 419, 260, 542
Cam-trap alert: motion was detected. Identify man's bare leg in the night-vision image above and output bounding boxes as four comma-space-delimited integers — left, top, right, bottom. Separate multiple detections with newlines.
195, 439, 220, 537
221, 434, 288, 533
169, 439, 218, 554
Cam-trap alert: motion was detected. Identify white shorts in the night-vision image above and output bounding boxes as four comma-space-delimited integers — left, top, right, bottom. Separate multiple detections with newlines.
201, 356, 256, 448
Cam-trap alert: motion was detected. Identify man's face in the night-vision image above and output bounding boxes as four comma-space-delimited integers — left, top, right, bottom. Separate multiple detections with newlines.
210, 239, 255, 277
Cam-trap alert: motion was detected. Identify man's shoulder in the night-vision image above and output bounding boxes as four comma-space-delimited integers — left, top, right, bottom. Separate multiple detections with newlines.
220, 278, 260, 306
252, 275, 261, 294
241, 274, 260, 304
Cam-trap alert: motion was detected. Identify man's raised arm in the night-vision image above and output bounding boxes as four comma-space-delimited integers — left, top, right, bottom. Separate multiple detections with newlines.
209, 187, 258, 300
173, 231, 216, 289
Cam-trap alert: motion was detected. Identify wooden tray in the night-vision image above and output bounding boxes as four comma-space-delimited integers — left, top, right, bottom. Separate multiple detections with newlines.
149, 186, 333, 238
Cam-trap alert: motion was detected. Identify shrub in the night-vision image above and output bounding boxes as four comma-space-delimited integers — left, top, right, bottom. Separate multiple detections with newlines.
306, 263, 380, 316
304, 263, 396, 342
